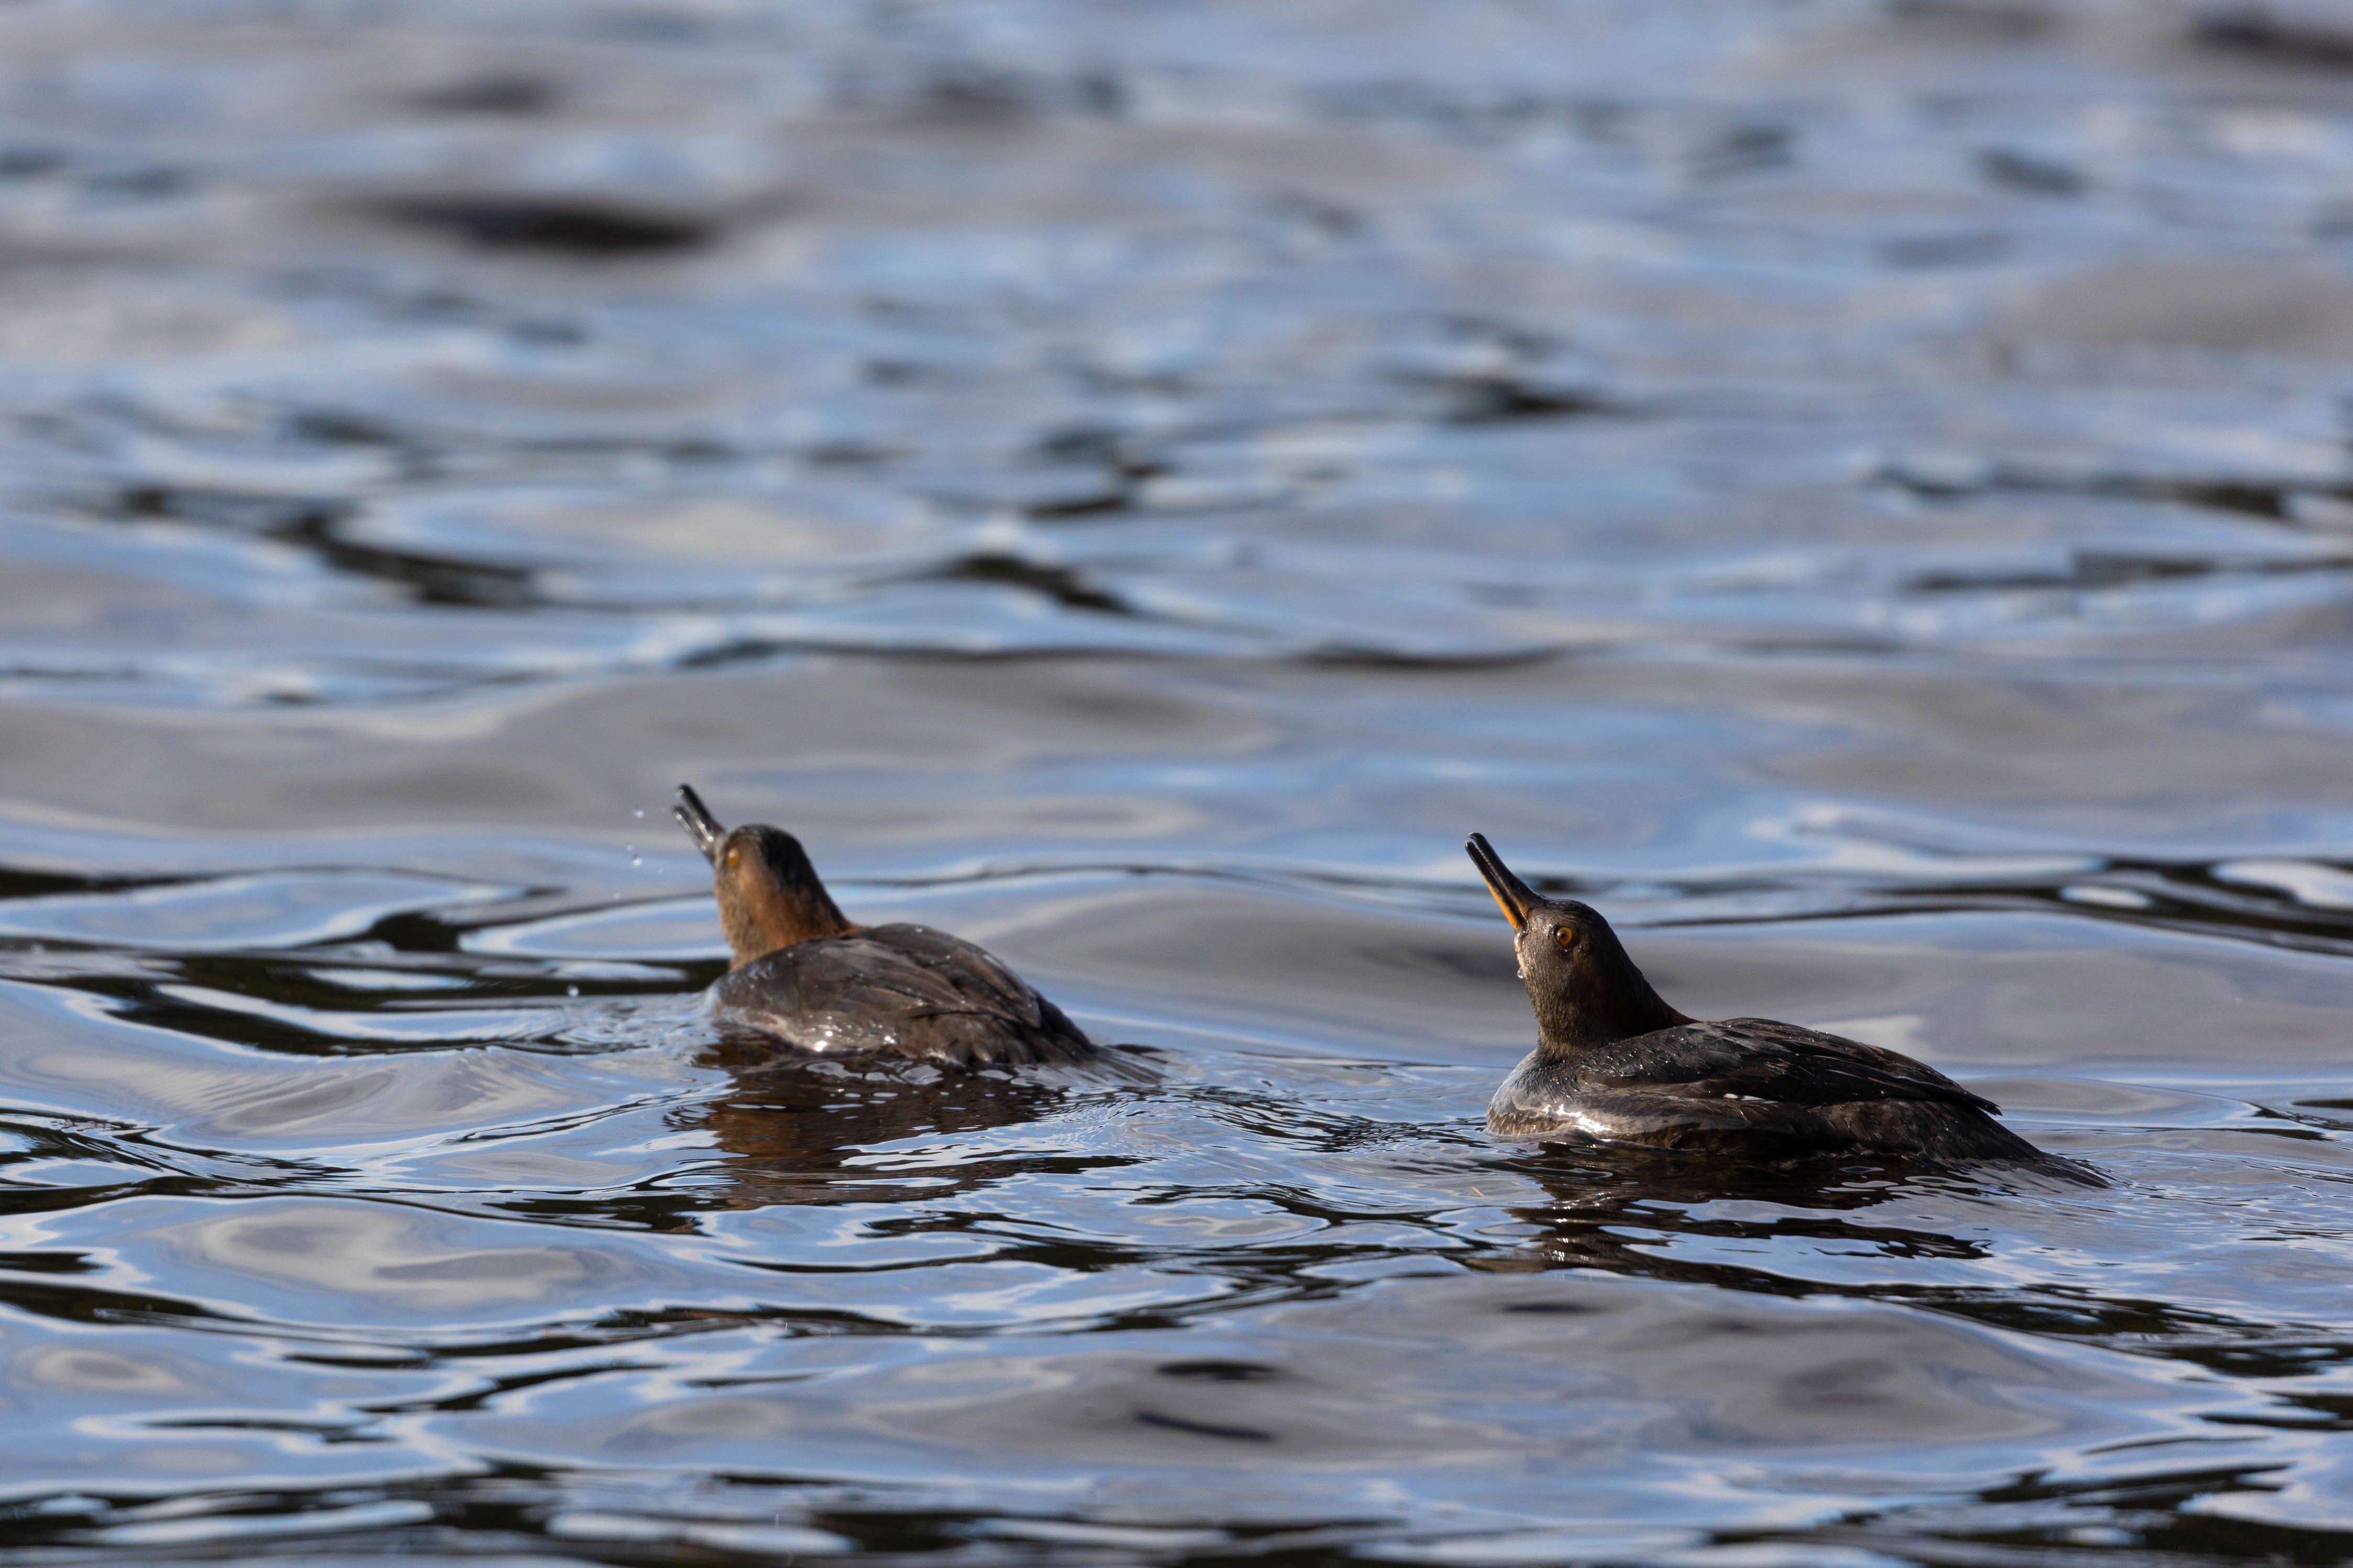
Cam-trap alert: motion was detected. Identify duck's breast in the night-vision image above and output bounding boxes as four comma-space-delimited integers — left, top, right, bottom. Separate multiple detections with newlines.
1485, 1050, 1848, 1155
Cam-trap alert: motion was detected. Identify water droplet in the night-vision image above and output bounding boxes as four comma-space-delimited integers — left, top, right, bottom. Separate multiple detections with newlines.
567, 984, 580, 998
630, 853, 643, 866
632, 807, 645, 818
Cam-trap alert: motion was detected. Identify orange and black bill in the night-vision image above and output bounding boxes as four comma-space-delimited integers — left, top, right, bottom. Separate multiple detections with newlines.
1465, 832, 1539, 932
674, 784, 727, 863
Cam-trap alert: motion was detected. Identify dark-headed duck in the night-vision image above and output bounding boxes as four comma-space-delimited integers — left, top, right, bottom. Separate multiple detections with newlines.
1466, 833, 2086, 1175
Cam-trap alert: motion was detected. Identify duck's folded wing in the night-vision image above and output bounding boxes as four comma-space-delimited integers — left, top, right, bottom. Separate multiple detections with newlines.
867, 924, 1057, 1021
1583, 1018, 1998, 1114
711, 925, 1078, 1059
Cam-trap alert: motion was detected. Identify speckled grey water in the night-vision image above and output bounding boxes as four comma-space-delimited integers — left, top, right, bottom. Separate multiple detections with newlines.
5, 3, 2353, 1563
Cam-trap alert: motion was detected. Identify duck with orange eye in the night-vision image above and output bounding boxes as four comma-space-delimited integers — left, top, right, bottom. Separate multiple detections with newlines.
673, 785, 1097, 1067
1465, 833, 2089, 1174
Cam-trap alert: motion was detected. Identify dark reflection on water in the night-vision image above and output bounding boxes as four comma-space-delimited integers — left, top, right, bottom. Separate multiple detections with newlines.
6, 1, 2353, 1564
687, 1039, 1159, 1211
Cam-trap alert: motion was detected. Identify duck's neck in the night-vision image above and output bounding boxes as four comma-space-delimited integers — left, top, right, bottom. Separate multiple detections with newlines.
723, 885, 857, 968
1532, 960, 1687, 1058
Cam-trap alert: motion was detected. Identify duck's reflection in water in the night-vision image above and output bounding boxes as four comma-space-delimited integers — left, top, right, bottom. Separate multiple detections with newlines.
1475, 1143, 2086, 1287
684, 1032, 1156, 1209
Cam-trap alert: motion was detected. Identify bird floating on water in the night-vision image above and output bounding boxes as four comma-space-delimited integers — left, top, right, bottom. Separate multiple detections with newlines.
1465, 832, 2084, 1173
673, 785, 1097, 1067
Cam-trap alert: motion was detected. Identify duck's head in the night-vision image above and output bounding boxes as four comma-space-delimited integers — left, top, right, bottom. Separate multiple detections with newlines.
675, 784, 856, 966
1465, 832, 1685, 1052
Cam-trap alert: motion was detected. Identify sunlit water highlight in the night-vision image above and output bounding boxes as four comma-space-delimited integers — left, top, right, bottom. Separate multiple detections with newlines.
6, 3, 2353, 1564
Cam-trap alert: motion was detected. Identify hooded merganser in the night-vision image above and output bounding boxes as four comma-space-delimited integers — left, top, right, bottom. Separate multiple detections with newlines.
674, 785, 1095, 1067
1466, 832, 2079, 1171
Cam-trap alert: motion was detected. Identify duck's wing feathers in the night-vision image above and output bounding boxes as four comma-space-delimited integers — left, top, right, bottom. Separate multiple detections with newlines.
1581, 1017, 1998, 1114
710, 924, 1092, 1065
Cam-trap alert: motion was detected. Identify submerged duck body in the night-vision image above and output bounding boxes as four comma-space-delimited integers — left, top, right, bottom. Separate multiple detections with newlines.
1466, 833, 2078, 1171
675, 785, 1095, 1068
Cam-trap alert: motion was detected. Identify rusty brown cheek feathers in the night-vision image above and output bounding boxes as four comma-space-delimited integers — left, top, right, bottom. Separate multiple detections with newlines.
714, 838, 859, 965
672, 783, 857, 967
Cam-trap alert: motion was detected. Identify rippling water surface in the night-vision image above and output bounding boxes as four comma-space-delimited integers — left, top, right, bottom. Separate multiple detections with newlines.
9, 2, 2353, 1563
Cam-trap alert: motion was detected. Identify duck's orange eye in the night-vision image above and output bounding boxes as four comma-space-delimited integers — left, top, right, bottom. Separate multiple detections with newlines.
726, 849, 739, 867
1553, 926, 1576, 951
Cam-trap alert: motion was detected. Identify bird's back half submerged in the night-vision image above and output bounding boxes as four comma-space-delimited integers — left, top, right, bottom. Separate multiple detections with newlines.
674, 785, 1096, 1067
1465, 832, 2090, 1175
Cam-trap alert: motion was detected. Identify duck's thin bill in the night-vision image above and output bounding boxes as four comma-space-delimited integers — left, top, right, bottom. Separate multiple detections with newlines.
1465, 832, 1537, 932
673, 784, 726, 863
